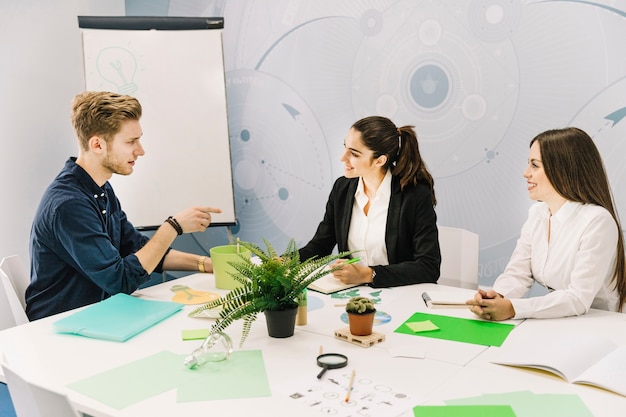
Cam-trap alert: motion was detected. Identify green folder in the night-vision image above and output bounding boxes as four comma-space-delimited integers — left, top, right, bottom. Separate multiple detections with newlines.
52, 293, 183, 342
395, 312, 515, 347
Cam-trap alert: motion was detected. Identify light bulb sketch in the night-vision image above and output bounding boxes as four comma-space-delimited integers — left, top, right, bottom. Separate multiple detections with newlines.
96, 47, 138, 95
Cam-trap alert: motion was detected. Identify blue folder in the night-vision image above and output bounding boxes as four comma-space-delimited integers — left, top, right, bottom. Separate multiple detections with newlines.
52, 293, 183, 342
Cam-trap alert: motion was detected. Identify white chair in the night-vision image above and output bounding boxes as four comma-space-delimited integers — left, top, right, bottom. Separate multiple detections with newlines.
437, 226, 480, 289
1, 356, 81, 417
0, 270, 28, 330
0, 255, 29, 310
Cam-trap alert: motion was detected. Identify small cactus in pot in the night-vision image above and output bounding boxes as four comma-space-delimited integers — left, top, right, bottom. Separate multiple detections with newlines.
345, 296, 376, 336
345, 296, 376, 315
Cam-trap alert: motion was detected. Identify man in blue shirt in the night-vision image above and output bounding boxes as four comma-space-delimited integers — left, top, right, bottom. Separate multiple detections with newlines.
26, 91, 221, 320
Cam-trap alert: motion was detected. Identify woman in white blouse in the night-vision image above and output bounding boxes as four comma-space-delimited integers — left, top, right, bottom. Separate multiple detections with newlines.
469, 127, 626, 320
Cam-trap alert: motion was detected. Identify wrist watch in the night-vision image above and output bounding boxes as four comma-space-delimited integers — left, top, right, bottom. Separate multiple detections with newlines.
370, 268, 376, 283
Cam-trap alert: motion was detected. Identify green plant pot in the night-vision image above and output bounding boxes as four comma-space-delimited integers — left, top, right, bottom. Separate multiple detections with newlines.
264, 306, 298, 338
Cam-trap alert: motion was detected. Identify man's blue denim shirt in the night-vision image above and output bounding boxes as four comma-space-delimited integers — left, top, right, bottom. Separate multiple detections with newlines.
26, 158, 167, 320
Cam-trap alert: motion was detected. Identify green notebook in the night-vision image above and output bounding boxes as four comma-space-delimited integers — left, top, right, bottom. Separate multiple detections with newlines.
52, 293, 183, 342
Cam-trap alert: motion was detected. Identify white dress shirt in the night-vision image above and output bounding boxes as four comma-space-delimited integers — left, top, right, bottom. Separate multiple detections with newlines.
347, 169, 392, 266
493, 201, 620, 319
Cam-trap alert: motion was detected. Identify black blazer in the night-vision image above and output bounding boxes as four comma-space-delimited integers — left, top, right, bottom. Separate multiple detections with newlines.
299, 175, 441, 287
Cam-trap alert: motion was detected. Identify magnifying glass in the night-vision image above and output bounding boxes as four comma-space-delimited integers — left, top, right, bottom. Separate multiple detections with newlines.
316, 353, 348, 379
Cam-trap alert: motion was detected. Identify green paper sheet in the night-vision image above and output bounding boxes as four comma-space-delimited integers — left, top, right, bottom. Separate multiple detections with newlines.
67, 351, 182, 409
177, 349, 272, 402
67, 350, 271, 409
395, 312, 514, 346
413, 404, 516, 417
445, 390, 593, 417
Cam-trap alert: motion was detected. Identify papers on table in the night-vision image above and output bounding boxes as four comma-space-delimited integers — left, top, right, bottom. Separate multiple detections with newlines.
280, 370, 420, 417
67, 350, 271, 409
441, 390, 593, 417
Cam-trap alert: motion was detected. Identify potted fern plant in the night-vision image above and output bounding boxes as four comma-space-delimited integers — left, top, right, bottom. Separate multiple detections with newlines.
189, 238, 351, 346
345, 296, 377, 336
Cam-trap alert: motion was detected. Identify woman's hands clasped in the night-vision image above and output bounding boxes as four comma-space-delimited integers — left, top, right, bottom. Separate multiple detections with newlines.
466, 288, 515, 321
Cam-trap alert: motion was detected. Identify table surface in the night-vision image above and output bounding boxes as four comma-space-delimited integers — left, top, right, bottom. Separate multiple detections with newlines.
1, 273, 625, 416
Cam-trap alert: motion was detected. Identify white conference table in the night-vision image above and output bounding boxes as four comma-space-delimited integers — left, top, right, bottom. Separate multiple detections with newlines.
0, 273, 624, 416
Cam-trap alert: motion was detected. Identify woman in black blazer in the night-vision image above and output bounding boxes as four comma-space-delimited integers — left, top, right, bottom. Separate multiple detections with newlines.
299, 116, 441, 288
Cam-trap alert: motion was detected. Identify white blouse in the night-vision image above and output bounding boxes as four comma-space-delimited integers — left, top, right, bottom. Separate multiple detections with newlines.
347, 169, 392, 266
493, 201, 620, 319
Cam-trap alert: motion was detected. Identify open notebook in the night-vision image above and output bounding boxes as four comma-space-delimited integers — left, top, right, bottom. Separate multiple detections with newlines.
307, 276, 360, 294
491, 332, 626, 396
307, 267, 360, 294
52, 293, 183, 342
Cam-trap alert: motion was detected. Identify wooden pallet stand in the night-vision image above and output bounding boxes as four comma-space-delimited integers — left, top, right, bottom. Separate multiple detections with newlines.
334, 327, 385, 348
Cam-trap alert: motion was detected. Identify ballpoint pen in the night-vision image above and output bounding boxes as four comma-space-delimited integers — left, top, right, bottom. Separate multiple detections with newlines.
343, 257, 361, 265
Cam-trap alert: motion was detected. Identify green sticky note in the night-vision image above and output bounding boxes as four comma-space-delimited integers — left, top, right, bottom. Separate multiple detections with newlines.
395, 312, 515, 347
414, 404, 516, 417
405, 320, 439, 333
182, 328, 210, 340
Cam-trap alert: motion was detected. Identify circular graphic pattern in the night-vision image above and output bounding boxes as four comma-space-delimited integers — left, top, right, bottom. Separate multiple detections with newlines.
410, 64, 450, 110
351, 3, 519, 178
226, 69, 333, 245
360, 9, 384, 36
307, 295, 325, 312
467, 0, 522, 42
419, 19, 443, 46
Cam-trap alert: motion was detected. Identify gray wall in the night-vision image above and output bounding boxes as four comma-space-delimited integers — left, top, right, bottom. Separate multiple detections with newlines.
2, 0, 626, 288
0, 1, 124, 264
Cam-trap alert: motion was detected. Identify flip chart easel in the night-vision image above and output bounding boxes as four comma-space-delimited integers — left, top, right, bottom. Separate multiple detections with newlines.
78, 16, 236, 229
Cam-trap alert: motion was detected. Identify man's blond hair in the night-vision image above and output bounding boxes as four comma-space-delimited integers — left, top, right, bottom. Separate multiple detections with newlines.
71, 91, 142, 150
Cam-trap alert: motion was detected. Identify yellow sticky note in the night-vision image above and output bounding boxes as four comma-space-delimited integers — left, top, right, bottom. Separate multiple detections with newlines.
182, 328, 210, 340
406, 320, 440, 333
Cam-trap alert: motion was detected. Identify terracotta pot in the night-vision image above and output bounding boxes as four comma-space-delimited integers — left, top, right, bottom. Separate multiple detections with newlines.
347, 311, 375, 336
264, 306, 298, 338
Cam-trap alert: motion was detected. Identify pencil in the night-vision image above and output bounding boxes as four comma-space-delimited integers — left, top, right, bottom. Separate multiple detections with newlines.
345, 369, 355, 402
344, 257, 360, 265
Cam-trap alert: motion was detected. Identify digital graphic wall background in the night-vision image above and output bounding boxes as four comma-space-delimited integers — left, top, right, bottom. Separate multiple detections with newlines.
136, 0, 626, 286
